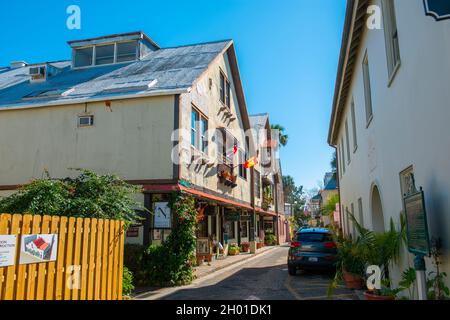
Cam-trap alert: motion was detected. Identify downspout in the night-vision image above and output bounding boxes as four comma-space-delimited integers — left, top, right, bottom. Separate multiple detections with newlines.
332, 145, 343, 233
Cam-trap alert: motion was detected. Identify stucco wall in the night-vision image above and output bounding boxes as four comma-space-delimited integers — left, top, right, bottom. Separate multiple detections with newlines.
335, 0, 450, 289
0, 95, 175, 186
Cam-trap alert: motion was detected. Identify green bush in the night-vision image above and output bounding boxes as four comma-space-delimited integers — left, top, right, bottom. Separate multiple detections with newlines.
0, 169, 143, 226
124, 244, 144, 277
129, 193, 198, 287
264, 233, 277, 245
122, 266, 135, 296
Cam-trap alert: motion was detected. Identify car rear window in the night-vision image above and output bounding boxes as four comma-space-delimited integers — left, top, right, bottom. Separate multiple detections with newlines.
297, 233, 332, 242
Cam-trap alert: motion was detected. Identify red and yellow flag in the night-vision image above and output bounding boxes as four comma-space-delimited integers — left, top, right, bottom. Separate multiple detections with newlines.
244, 156, 258, 169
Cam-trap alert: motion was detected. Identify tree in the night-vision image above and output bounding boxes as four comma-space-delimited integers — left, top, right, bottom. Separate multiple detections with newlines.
282, 175, 306, 230
271, 124, 288, 147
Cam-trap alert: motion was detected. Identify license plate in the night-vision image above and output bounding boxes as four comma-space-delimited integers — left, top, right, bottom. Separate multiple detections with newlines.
308, 257, 318, 262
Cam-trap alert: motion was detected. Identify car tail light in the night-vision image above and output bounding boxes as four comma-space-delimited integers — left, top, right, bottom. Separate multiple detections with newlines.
290, 241, 301, 248
324, 242, 337, 249
324, 255, 336, 260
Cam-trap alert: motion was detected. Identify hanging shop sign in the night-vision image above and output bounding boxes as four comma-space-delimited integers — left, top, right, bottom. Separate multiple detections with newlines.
154, 202, 171, 229
225, 212, 240, 221
126, 226, 139, 238
404, 189, 431, 257
0, 235, 17, 267
19, 234, 58, 265
424, 0, 450, 21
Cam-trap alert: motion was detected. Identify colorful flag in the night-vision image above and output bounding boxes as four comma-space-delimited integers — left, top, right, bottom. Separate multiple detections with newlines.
244, 156, 258, 169
226, 144, 238, 158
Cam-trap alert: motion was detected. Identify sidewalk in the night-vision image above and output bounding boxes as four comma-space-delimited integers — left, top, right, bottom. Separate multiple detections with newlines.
132, 245, 279, 300
194, 245, 276, 279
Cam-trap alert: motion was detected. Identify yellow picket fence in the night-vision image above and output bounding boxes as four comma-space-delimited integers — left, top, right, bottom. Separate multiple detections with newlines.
0, 213, 124, 300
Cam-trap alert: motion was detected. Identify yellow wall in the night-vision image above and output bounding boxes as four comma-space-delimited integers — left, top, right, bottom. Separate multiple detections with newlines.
0, 95, 175, 186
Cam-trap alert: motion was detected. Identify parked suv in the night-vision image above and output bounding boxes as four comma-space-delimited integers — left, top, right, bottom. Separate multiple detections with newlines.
287, 228, 337, 275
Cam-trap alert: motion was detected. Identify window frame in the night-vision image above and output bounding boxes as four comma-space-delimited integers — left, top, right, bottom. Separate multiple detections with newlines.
191, 105, 209, 153
350, 98, 358, 153
254, 169, 261, 198
77, 115, 94, 127
382, 0, 401, 86
345, 118, 351, 165
340, 137, 346, 174
219, 69, 231, 109
362, 52, 374, 127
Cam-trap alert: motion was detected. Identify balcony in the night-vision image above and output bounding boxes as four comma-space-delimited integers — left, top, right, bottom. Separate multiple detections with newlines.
217, 159, 237, 188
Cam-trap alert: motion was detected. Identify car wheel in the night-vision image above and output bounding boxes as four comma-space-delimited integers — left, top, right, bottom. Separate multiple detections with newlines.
288, 266, 296, 276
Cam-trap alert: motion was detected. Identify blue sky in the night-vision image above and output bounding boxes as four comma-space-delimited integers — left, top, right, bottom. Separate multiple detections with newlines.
0, 0, 346, 190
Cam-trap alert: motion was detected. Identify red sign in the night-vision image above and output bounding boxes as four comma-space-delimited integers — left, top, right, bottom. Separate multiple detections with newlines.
126, 227, 139, 238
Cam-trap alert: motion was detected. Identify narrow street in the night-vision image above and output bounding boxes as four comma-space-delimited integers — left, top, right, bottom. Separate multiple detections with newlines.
149, 246, 359, 300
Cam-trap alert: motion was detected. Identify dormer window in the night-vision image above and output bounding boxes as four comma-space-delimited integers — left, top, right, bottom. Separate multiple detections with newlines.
72, 40, 138, 69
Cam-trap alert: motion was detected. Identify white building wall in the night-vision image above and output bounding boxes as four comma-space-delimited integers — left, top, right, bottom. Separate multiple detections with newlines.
336, 0, 450, 289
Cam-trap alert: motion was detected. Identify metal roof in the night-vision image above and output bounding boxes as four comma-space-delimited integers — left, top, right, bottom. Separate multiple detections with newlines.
0, 39, 232, 110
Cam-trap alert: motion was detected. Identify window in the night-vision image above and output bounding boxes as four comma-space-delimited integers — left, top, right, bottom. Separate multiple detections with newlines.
74, 47, 93, 68
351, 99, 358, 152
362, 53, 373, 126
340, 137, 346, 174
255, 170, 261, 198
358, 198, 364, 228
219, 72, 225, 104
225, 220, 235, 239
95, 44, 115, 65
116, 41, 137, 62
225, 80, 231, 108
240, 220, 248, 238
78, 115, 94, 127
382, 0, 400, 81
337, 145, 342, 179
219, 70, 231, 108
345, 119, 351, 165
200, 117, 208, 153
191, 109, 199, 148
297, 232, 333, 242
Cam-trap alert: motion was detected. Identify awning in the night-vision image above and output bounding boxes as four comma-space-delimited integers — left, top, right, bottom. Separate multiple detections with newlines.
179, 185, 253, 211
255, 207, 277, 217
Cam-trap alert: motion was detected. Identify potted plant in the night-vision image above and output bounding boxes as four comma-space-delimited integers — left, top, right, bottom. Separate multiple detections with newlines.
338, 237, 366, 289
264, 232, 277, 246
241, 242, 250, 253
228, 243, 240, 255
256, 242, 264, 249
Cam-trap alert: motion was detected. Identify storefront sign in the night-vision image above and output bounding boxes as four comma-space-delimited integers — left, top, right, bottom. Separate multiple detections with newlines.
154, 202, 171, 229
126, 226, 139, 238
225, 212, 240, 221
19, 234, 58, 265
0, 235, 17, 267
424, 0, 450, 21
404, 190, 430, 256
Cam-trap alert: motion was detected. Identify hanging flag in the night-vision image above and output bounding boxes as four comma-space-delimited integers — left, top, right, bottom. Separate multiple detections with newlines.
244, 156, 258, 169
226, 143, 238, 158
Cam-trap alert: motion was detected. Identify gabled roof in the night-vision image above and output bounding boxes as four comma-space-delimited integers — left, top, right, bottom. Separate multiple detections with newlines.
0, 39, 232, 110
249, 113, 269, 130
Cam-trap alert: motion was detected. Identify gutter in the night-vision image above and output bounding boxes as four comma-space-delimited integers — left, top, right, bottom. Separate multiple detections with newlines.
0, 88, 190, 112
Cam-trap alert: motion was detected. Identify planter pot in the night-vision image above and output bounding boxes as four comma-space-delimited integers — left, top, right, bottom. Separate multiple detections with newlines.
228, 248, 240, 256
256, 243, 264, 249
343, 271, 364, 290
364, 291, 396, 301
241, 244, 250, 252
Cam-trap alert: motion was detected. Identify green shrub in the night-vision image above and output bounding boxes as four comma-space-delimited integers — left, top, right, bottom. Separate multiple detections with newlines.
264, 233, 277, 245
0, 169, 144, 226
124, 244, 144, 276
122, 266, 135, 296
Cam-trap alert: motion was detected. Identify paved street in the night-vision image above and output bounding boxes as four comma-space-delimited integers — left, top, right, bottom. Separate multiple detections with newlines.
154, 246, 359, 300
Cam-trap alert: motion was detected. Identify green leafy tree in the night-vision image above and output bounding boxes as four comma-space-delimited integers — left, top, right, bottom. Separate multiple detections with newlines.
271, 124, 288, 147
0, 169, 142, 226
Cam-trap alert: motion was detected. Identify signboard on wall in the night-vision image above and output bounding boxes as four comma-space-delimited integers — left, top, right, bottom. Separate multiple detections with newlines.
404, 190, 430, 256
126, 226, 139, 237
0, 235, 17, 267
424, 0, 450, 21
154, 202, 171, 229
19, 234, 58, 265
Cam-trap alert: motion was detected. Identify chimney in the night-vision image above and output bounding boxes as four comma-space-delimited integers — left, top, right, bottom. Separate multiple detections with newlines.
10, 61, 27, 69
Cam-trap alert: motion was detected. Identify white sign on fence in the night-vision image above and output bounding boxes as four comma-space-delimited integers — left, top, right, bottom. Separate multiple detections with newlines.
0, 235, 17, 267
154, 202, 171, 229
19, 234, 58, 265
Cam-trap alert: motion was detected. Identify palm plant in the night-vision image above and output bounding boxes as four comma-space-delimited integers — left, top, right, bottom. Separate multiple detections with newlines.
270, 124, 288, 147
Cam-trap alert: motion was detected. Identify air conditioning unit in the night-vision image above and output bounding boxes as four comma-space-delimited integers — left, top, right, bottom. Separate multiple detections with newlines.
29, 66, 46, 82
